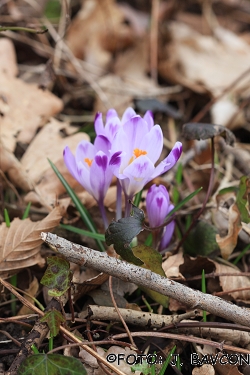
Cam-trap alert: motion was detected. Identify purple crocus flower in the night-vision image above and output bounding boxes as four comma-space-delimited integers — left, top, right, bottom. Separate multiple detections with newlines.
146, 184, 175, 251
109, 113, 182, 202
63, 135, 113, 228
94, 107, 154, 143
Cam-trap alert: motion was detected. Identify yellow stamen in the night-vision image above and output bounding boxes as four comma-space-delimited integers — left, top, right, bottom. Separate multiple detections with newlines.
84, 158, 93, 167
133, 148, 147, 158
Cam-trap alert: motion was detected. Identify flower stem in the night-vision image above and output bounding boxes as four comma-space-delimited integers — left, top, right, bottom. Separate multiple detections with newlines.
116, 180, 122, 221
98, 200, 109, 230
125, 195, 132, 217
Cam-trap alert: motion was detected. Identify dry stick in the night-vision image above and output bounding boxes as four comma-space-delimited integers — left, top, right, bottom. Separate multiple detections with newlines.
87, 305, 198, 329
112, 332, 250, 356
0, 278, 127, 375
41, 232, 250, 328
150, 0, 160, 83
109, 276, 137, 349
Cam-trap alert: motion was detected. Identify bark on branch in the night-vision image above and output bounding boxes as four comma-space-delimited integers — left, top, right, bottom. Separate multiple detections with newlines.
41, 232, 250, 328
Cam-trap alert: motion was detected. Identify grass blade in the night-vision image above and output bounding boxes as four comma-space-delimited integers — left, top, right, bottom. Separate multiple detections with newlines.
48, 159, 105, 251
22, 202, 31, 220
60, 224, 105, 241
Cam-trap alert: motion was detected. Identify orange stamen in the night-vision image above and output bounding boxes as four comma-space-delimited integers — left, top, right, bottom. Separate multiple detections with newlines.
133, 148, 147, 158
84, 158, 93, 167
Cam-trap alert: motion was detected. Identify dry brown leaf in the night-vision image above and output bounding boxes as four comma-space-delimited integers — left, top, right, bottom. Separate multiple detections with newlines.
0, 141, 33, 191
159, 22, 250, 97
95, 37, 181, 113
18, 276, 39, 316
192, 364, 215, 375
211, 97, 245, 130
65, 0, 134, 72
21, 118, 89, 208
0, 72, 63, 152
0, 205, 64, 279
216, 203, 242, 260
0, 38, 18, 77
162, 251, 185, 279
211, 260, 250, 301
214, 352, 244, 375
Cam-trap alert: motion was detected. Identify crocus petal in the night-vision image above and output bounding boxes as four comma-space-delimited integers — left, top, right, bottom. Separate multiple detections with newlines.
63, 146, 79, 182
122, 155, 155, 197
139, 125, 163, 164
64, 146, 92, 194
94, 112, 104, 135
75, 140, 95, 165
143, 110, 154, 131
122, 116, 149, 151
105, 116, 122, 142
121, 107, 136, 124
106, 108, 118, 120
90, 151, 113, 201
159, 204, 175, 250
151, 141, 182, 179
111, 128, 132, 170
94, 135, 111, 155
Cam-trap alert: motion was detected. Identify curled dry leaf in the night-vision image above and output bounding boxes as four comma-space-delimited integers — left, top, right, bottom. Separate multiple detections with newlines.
162, 251, 185, 279
0, 206, 64, 279
216, 203, 242, 260
18, 276, 39, 316
0, 141, 33, 191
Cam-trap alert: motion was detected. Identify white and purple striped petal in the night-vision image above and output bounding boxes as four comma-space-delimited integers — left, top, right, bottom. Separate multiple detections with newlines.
90, 151, 113, 201
159, 204, 175, 250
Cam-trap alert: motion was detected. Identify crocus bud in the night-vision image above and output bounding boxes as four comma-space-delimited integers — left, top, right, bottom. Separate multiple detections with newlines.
146, 184, 175, 251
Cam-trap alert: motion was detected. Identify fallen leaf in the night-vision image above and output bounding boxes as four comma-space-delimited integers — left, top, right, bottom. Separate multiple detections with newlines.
0, 206, 63, 279
162, 251, 185, 279
211, 260, 250, 301
21, 118, 90, 208
211, 97, 245, 130
66, 0, 133, 71
0, 141, 33, 191
94, 38, 181, 113
18, 277, 39, 316
159, 22, 250, 97
216, 203, 242, 259
0, 38, 18, 77
0, 72, 63, 152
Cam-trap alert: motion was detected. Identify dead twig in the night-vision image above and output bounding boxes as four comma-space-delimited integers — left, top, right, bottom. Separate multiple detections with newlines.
41, 232, 250, 328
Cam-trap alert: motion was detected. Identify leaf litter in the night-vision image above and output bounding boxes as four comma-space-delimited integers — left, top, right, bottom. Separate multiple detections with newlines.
1, 1, 250, 374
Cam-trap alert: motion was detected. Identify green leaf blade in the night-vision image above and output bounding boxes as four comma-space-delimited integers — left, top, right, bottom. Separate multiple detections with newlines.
40, 256, 72, 297
105, 205, 144, 265
48, 159, 105, 251
18, 354, 87, 375
40, 309, 65, 337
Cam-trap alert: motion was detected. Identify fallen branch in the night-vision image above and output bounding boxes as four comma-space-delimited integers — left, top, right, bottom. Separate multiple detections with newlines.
41, 232, 250, 327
